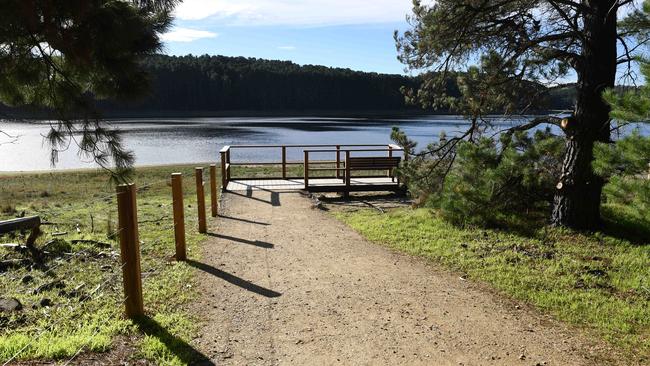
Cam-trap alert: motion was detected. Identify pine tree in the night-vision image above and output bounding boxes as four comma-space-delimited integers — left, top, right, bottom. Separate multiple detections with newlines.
395, 0, 650, 229
0, 0, 178, 179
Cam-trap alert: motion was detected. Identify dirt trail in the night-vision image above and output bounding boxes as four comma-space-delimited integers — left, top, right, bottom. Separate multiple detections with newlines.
192, 190, 608, 366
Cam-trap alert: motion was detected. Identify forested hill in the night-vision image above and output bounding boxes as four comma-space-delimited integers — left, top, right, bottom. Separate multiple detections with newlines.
99, 54, 423, 114
0, 54, 578, 118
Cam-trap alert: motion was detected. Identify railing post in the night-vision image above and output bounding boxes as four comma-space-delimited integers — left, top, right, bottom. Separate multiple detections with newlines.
195, 167, 207, 234
282, 146, 287, 179
171, 174, 186, 261
226, 149, 231, 182
220, 151, 227, 191
304, 150, 309, 190
344, 150, 351, 199
388, 145, 394, 178
116, 183, 144, 318
336, 145, 341, 180
210, 164, 218, 217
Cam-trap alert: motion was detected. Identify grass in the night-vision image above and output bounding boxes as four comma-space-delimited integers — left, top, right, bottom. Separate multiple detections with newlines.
0, 164, 215, 365
335, 204, 650, 362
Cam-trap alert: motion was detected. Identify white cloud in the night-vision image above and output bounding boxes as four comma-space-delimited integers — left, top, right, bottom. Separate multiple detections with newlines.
173, 0, 413, 26
277, 45, 296, 50
161, 27, 219, 42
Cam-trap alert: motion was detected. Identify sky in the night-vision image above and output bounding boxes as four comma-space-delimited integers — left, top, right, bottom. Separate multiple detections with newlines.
161, 0, 415, 75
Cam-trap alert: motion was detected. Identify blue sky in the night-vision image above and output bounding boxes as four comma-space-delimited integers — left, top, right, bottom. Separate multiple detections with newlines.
161, 0, 414, 75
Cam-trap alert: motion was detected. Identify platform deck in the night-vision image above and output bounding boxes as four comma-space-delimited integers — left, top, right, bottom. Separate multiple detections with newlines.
226, 177, 399, 192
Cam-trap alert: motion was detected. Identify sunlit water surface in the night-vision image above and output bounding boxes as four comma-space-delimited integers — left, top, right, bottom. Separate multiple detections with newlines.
1, 116, 647, 171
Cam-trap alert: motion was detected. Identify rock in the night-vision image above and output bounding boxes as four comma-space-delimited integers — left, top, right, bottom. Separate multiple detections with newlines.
0, 297, 23, 312
519, 353, 526, 360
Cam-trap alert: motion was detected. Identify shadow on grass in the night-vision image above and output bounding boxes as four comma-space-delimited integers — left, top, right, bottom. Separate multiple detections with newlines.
601, 215, 650, 246
134, 315, 215, 365
205, 232, 274, 249
317, 191, 409, 204
187, 259, 281, 298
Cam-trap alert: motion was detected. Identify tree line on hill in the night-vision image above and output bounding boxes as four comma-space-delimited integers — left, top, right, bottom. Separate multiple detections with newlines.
0, 54, 579, 117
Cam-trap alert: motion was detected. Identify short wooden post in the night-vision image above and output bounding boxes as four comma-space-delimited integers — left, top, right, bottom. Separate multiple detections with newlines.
195, 168, 207, 234
344, 150, 351, 199
220, 151, 227, 191
210, 164, 218, 217
171, 174, 186, 261
304, 151, 309, 190
116, 184, 144, 318
336, 145, 341, 180
282, 146, 287, 179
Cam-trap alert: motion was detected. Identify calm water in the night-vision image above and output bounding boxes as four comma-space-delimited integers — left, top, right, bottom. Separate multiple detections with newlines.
0, 116, 647, 171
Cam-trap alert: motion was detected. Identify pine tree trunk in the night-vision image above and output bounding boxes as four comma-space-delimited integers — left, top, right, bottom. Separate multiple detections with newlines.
550, 1, 617, 230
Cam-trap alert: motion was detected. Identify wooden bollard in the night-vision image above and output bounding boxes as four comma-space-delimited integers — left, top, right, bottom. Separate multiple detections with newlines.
210, 164, 218, 217
195, 167, 207, 233
116, 184, 144, 318
171, 173, 186, 261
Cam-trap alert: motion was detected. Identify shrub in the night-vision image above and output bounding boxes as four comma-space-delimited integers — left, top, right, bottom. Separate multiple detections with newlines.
595, 131, 650, 230
434, 129, 563, 226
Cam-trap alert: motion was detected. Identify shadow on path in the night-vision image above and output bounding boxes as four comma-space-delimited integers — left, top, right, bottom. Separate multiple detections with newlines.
218, 214, 270, 226
188, 260, 281, 298
134, 315, 215, 365
206, 232, 274, 249
229, 190, 281, 207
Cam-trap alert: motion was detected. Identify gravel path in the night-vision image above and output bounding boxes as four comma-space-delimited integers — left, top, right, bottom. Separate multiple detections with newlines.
192, 190, 610, 365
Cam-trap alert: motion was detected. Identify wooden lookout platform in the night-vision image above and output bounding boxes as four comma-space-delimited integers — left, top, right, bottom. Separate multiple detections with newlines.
220, 144, 406, 197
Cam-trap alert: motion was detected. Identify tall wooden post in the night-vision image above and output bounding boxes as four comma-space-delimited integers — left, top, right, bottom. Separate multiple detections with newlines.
195, 168, 207, 234
344, 150, 351, 199
336, 145, 341, 180
220, 151, 227, 191
210, 164, 218, 217
171, 173, 186, 261
282, 146, 287, 179
304, 151, 309, 190
116, 184, 144, 318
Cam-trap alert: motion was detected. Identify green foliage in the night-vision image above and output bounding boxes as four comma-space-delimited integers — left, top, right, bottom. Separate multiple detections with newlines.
594, 131, 650, 177
335, 207, 650, 359
401, 129, 564, 227
391, 128, 456, 203
594, 132, 650, 238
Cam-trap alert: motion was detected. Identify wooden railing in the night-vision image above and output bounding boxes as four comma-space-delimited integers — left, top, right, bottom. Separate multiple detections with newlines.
303, 147, 404, 193
219, 144, 405, 190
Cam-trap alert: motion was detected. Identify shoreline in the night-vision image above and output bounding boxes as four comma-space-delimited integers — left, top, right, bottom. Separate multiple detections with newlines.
0, 161, 216, 175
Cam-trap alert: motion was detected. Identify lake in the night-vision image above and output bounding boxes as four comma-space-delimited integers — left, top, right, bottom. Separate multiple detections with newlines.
1, 116, 648, 171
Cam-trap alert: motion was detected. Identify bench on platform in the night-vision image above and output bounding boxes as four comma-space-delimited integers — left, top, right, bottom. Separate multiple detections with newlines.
347, 156, 401, 181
